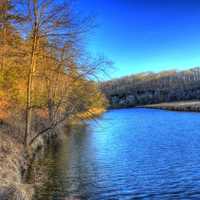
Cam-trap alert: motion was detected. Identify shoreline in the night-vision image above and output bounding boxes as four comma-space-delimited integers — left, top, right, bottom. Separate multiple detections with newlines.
108, 101, 200, 113
0, 133, 34, 200
138, 101, 200, 112
0, 107, 105, 200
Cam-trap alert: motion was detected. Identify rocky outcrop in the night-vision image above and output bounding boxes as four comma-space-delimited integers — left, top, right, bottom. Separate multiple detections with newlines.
0, 119, 67, 200
0, 185, 33, 200
0, 133, 34, 200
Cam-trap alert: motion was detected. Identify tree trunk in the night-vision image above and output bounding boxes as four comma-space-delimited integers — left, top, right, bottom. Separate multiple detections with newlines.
24, 0, 39, 147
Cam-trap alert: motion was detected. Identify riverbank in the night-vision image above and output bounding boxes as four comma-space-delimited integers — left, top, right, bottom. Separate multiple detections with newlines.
0, 124, 69, 199
139, 101, 200, 112
0, 133, 33, 200
0, 105, 106, 200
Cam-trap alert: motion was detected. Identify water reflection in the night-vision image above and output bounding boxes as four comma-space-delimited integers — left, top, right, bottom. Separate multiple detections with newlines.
34, 108, 200, 200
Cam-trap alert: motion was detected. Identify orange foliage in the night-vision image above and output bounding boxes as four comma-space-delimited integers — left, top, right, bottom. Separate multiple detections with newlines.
0, 98, 10, 120
36, 109, 48, 119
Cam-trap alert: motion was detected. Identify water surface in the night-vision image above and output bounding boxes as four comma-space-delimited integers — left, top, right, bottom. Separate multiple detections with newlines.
35, 108, 200, 200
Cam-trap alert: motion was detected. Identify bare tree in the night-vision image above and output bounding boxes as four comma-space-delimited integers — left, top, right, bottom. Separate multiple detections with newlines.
14, 0, 94, 147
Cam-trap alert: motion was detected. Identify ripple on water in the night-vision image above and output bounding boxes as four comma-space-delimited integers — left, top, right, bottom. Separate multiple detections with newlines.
34, 108, 200, 200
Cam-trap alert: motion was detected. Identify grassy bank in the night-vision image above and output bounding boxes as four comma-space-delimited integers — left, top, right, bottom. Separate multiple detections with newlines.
76, 108, 106, 120
140, 101, 200, 112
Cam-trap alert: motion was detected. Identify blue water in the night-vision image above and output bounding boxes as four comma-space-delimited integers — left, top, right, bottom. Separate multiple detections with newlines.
35, 108, 200, 200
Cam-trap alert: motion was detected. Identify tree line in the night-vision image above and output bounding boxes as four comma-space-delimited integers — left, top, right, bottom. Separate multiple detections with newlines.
101, 68, 200, 108
0, 0, 108, 149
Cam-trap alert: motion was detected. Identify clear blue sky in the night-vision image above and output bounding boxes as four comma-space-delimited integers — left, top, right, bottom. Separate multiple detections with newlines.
76, 0, 200, 79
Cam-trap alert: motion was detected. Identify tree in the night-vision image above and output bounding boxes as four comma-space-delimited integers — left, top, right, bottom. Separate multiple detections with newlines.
13, 0, 103, 147
0, 0, 109, 149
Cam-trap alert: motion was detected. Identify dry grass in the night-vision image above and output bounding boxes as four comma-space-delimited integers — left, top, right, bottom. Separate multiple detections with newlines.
142, 101, 200, 112
76, 108, 106, 120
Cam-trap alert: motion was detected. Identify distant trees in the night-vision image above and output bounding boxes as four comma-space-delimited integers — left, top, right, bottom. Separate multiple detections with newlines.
101, 68, 200, 108
0, 0, 109, 149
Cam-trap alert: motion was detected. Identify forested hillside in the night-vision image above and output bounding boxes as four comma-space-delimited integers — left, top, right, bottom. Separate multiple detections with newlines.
101, 68, 200, 108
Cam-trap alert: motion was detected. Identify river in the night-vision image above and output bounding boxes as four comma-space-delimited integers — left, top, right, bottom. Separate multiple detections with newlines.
34, 108, 200, 200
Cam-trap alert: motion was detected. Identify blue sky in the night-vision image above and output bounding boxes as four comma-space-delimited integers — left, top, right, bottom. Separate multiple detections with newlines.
76, 0, 200, 79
